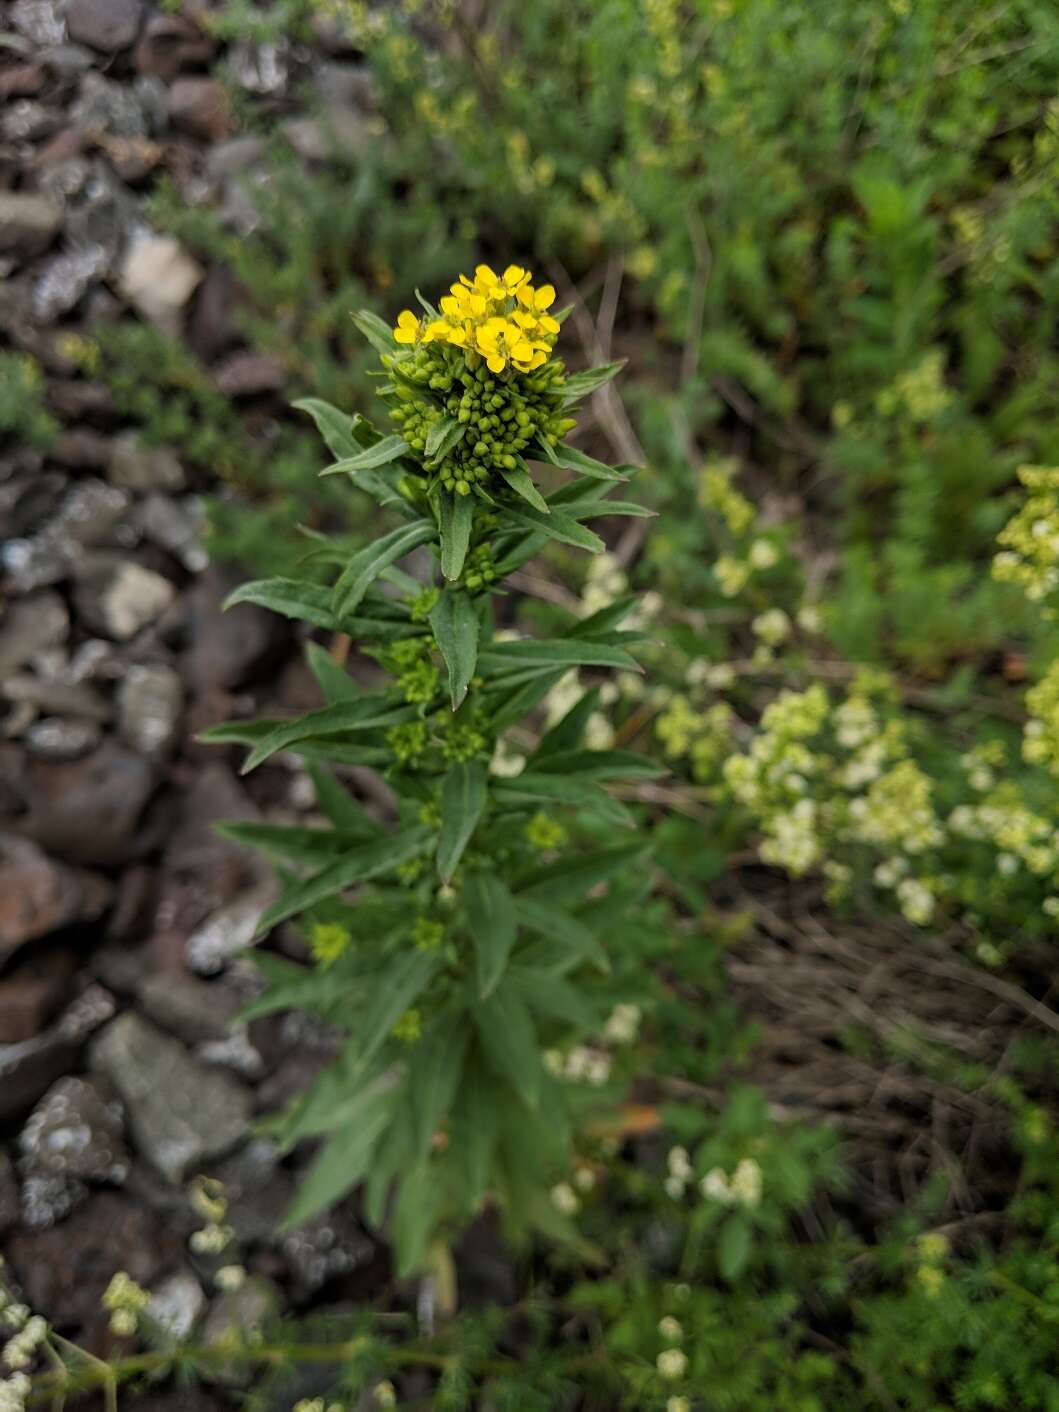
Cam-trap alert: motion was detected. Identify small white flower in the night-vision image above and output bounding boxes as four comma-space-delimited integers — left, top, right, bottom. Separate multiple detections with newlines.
550, 1183, 580, 1216
214, 1266, 246, 1292
603, 1003, 641, 1045
573, 1166, 597, 1193
667, 1147, 692, 1181
543, 1048, 565, 1076
374, 1381, 397, 1408
666, 1399, 691, 1412
663, 1175, 686, 1200
657, 1316, 683, 1342
729, 1158, 762, 1209
748, 538, 779, 570
700, 1168, 732, 1203
656, 1348, 688, 1380
751, 609, 790, 646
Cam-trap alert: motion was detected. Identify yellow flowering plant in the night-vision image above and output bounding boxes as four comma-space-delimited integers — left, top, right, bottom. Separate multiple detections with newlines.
204, 264, 658, 1280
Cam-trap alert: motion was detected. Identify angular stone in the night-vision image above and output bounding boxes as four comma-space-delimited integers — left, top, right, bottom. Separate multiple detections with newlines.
10, 0, 67, 46
0, 949, 75, 1042
134, 13, 215, 83
134, 494, 206, 572
117, 663, 183, 756
16, 739, 155, 866
19, 1170, 86, 1229
137, 971, 240, 1046
33, 242, 108, 323
185, 567, 288, 691
0, 834, 110, 959
89, 1013, 252, 1182
75, 559, 175, 640
3, 675, 111, 722
200, 1278, 280, 1383
185, 883, 276, 976
0, 592, 68, 676
108, 432, 185, 492
213, 350, 285, 398
0, 192, 62, 256
148, 1273, 206, 1341
24, 716, 102, 760
66, 0, 142, 51
0, 984, 116, 1122
19, 1075, 129, 1183
168, 77, 229, 141
118, 228, 202, 335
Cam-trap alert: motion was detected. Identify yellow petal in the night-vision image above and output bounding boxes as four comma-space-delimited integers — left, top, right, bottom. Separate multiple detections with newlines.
503, 264, 527, 286
393, 328, 417, 344
486, 353, 506, 374
534, 284, 556, 310
440, 295, 460, 318
516, 285, 535, 309
538, 314, 561, 334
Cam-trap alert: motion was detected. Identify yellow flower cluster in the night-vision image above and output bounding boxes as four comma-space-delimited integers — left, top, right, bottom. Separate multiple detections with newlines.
392, 264, 559, 374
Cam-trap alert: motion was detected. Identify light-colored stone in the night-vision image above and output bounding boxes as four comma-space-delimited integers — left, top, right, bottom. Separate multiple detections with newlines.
118, 228, 202, 335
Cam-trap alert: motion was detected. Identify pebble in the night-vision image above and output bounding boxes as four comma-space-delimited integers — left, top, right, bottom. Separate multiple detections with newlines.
24, 716, 102, 760
108, 432, 185, 492
118, 227, 203, 334
89, 1012, 252, 1183
0, 984, 116, 1122
134, 493, 207, 571
148, 1273, 206, 1341
77, 559, 176, 640
33, 241, 109, 322
168, 77, 230, 142
185, 882, 277, 976
0, 191, 63, 256
19, 1075, 129, 1183
117, 663, 183, 755
0, 833, 111, 959
0, 592, 68, 676
66, 0, 143, 52
10, 0, 67, 46
16, 739, 156, 866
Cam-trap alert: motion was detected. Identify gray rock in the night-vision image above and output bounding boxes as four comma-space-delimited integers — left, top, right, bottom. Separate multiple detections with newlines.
0, 192, 62, 256
10, 0, 67, 46
147, 1272, 206, 1341
282, 106, 369, 163
40, 43, 94, 77
207, 135, 267, 180
65, 0, 142, 51
185, 567, 288, 691
89, 1013, 252, 1183
0, 592, 68, 676
137, 971, 240, 1047
71, 71, 151, 137
117, 663, 183, 756
65, 159, 134, 263
229, 40, 288, 95
197, 1031, 265, 1081
24, 717, 102, 760
33, 242, 108, 322
0, 833, 111, 959
15, 739, 155, 866
0, 1153, 19, 1232
75, 559, 175, 640
19, 1075, 128, 1182
185, 883, 276, 976
0, 985, 116, 1122
201, 1277, 280, 1382
1, 100, 61, 143
56, 478, 131, 546
108, 433, 185, 492
134, 494, 206, 572
3, 674, 111, 721
282, 1213, 374, 1297
37, 155, 90, 202
0, 535, 67, 592
19, 1170, 86, 1229
168, 77, 229, 141
118, 227, 202, 335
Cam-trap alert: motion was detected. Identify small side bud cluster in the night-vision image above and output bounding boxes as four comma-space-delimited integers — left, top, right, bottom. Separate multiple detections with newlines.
101, 1272, 150, 1337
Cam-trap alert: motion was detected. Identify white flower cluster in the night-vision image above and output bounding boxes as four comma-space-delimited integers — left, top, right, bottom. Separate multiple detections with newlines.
544, 1045, 611, 1086
700, 1158, 762, 1209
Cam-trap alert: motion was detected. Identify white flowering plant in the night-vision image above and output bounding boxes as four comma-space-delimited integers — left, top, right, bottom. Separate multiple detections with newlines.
205, 264, 658, 1276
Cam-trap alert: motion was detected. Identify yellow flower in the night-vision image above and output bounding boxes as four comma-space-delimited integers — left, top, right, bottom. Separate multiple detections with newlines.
475, 316, 544, 374
422, 317, 467, 346
393, 309, 420, 344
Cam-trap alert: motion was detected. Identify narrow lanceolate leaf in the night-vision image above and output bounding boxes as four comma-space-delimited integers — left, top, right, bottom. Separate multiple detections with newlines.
354, 950, 443, 1072
407, 1017, 470, 1158
437, 758, 487, 882
478, 637, 642, 674
475, 984, 542, 1110
534, 687, 602, 759
215, 821, 380, 867
283, 1078, 393, 1228
493, 772, 633, 828
257, 825, 432, 933
562, 499, 655, 522
425, 417, 467, 465
292, 397, 366, 460
500, 459, 549, 513
429, 589, 479, 709
351, 308, 397, 357
439, 489, 474, 580
392, 1160, 443, 1278
531, 748, 663, 781
306, 762, 383, 836
331, 520, 436, 619
560, 360, 626, 405
505, 504, 605, 554
466, 872, 518, 998
517, 842, 648, 905
536, 437, 627, 481
240, 698, 415, 774
223, 578, 337, 630
514, 897, 610, 972
320, 434, 410, 477
305, 641, 361, 705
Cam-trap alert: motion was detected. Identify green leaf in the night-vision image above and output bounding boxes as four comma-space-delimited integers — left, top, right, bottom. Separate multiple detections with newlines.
474, 984, 542, 1109
507, 967, 599, 1030
351, 308, 397, 356
240, 698, 415, 774
450, 1056, 500, 1217
439, 490, 475, 580
514, 897, 610, 973
478, 637, 641, 674
718, 1215, 752, 1282
466, 872, 518, 998
306, 762, 383, 836
505, 504, 605, 553
331, 520, 436, 619
354, 949, 443, 1072
320, 433, 409, 477
283, 1083, 393, 1227
292, 397, 368, 460
258, 826, 432, 933
407, 1017, 470, 1159
532, 748, 662, 781
223, 577, 337, 630
517, 842, 647, 905
500, 459, 549, 513
493, 771, 633, 827
534, 687, 601, 759
536, 438, 627, 481
305, 641, 360, 705
391, 1160, 443, 1277
425, 417, 467, 465
429, 589, 480, 710
437, 758, 487, 881
560, 360, 626, 405
216, 821, 379, 867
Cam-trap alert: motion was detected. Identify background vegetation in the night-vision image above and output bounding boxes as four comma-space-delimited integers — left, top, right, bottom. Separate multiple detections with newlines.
53, 0, 1059, 1405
